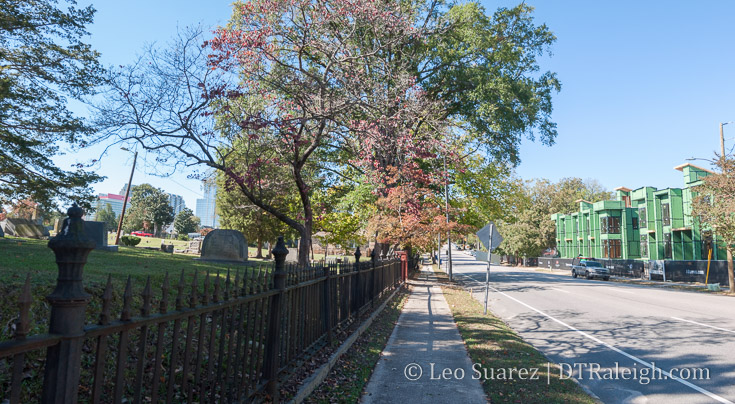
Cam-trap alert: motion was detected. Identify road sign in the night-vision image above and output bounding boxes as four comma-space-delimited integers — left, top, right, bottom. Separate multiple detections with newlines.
477, 222, 503, 315
476, 222, 503, 252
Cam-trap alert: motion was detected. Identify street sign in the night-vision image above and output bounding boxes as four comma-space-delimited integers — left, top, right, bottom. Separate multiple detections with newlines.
476, 222, 503, 252
477, 222, 503, 315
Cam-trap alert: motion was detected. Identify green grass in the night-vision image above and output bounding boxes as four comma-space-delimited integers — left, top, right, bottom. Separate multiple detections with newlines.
0, 236, 270, 340
433, 265, 596, 404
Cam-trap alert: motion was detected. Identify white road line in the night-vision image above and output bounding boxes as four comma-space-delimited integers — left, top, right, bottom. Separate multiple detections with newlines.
671, 317, 735, 335
607, 287, 634, 294
490, 286, 733, 404
551, 288, 571, 294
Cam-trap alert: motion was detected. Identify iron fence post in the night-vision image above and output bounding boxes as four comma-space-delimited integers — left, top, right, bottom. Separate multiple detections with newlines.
42, 204, 95, 404
370, 248, 377, 307
264, 236, 288, 402
322, 265, 333, 345
353, 246, 361, 312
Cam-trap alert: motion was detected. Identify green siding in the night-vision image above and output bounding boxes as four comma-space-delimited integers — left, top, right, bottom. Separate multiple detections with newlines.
551, 164, 714, 260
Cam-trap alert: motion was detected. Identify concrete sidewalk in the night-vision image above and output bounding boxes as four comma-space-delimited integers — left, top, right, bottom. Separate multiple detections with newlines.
361, 266, 486, 404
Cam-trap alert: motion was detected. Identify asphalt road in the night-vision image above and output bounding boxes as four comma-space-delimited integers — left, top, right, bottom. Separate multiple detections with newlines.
440, 250, 735, 404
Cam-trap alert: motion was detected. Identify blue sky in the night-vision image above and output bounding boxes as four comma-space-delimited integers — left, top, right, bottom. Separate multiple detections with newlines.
60, 0, 735, 211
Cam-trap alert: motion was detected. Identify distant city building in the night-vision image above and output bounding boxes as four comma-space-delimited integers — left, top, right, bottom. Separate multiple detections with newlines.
195, 181, 219, 228
120, 183, 134, 197
96, 193, 130, 218
168, 193, 186, 216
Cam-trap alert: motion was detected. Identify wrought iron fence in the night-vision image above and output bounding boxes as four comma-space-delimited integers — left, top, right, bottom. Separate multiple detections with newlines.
0, 206, 409, 403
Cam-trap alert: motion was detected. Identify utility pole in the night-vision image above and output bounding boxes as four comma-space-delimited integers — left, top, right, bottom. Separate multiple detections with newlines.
721, 122, 727, 158
443, 153, 453, 282
115, 150, 137, 245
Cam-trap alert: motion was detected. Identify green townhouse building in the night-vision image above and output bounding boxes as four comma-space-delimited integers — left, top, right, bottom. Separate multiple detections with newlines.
551, 163, 726, 261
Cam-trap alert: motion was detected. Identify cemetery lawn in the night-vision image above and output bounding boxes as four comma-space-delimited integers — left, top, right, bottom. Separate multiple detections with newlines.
0, 236, 269, 339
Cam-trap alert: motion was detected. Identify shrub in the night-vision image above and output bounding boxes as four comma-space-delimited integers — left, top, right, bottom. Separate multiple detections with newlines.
177, 234, 189, 241
120, 235, 141, 246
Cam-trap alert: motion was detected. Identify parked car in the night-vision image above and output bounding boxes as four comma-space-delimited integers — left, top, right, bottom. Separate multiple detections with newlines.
571, 257, 609, 280
131, 231, 154, 237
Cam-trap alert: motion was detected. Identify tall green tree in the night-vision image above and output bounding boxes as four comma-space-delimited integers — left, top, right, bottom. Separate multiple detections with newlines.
95, 202, 118, 232
0, 0, 104, 210
692, 158, 735, 293
407, 1, 561, 165
497, 177, 613, 261
124, 184, 174, 237
173, 207, 200, 235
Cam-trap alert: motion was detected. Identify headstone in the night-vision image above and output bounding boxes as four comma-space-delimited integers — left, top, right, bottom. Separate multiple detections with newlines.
285, 247, 299, 263
53, 218, 64, 235
198, 229, 248, 263
83, 221, 118, 252
0, 218, 49, 238
180, 238, 203, 254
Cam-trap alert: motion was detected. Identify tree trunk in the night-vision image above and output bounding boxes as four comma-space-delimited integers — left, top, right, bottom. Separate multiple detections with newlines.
298, 226, 311, 266
256, 237, 263, 258
728, 248, 734, 293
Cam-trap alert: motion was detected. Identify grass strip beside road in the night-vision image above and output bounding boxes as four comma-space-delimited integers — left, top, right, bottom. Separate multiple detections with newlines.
433, 265, 596, 404
303, 288, 410, 403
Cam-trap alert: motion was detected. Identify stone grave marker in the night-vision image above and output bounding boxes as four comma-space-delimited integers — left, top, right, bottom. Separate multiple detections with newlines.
198, 229, 247, 263
0, 218, 49, 239
285, 247, 299, 263
83, 221, 118, 252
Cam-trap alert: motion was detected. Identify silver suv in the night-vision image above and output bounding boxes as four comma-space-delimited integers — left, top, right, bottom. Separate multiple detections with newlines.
571, 260, 610, 281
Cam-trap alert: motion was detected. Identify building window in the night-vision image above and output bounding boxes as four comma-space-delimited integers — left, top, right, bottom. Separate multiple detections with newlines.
662, 203, 671, 226
639, 207, 647, 228
600, 217, 608, 234
602, 239, 621, 259
632, 217, 639, 230
609, 239, 621, 259
640, 234, 648, 258
664, 233, 672, 259
608, 217, 621, 234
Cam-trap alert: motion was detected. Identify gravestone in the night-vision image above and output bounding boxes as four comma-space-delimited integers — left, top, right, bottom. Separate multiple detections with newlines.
53, 218, 64, 235
198, 229, 248, 263
0, 218, 49, 238
285, 247, 299, 263
83, 221, 118, 252
188, 239, 202, 254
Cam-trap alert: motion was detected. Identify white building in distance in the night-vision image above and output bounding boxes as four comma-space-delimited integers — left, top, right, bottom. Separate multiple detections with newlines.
195, 181, 219, 228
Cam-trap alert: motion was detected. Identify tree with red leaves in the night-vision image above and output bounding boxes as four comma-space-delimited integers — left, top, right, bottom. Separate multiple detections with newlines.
96, 2, 437, 264
95, 1, 560, 263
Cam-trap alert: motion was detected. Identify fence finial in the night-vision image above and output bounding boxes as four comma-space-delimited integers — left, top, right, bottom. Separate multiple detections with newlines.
272, 236, 288, 265
43, 204, 95, 403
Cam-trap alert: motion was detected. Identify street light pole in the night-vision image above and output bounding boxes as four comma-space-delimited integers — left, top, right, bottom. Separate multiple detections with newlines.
443, 153, 453, 282
115, 150, 138, 245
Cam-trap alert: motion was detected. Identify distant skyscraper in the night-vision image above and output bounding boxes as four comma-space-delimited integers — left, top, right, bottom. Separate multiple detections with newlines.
96, 193, 130, 218
120, 183, 136, 197
195, 181, 219, 228
168, 193, 186, 216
